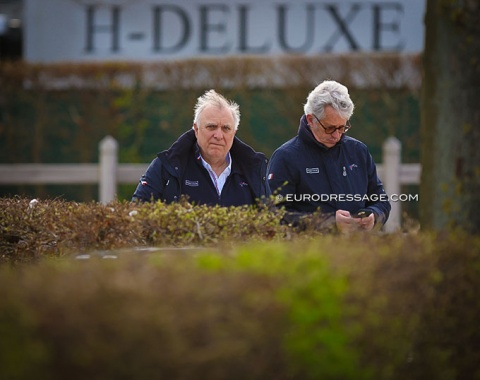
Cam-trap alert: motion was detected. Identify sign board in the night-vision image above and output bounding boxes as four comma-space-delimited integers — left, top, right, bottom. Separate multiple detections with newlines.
24, 0, 426, 63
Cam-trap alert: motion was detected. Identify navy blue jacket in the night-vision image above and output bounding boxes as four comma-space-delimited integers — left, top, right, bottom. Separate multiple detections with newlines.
267, 115, 391, 224
132, 129, 269, 206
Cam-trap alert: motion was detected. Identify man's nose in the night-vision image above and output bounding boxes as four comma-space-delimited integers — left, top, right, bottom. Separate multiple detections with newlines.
213, 127, 222, 139
332, 129, 341, 138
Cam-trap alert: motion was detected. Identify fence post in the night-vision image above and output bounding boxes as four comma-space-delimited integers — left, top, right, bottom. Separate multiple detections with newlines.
99, 136, 118, 204
382, 137, 401, 232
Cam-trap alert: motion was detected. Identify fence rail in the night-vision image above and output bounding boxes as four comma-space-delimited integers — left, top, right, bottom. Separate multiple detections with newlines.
0, 136, 420, 232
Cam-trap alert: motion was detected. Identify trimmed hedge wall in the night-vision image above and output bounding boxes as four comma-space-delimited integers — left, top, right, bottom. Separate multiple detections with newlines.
0, 54, 421, 204
0, 197, 479, 379
0, 234, 479, 378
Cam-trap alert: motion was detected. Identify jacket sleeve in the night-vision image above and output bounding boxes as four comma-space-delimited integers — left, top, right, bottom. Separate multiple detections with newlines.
131, 157, 165, 202
257, 156, 271, 202
365, 152, 391, 225
266, 148, 299, 210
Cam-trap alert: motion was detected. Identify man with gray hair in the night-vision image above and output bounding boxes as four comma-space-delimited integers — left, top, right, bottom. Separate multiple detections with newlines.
267, 80, 390, 232
133, 89, 268, 206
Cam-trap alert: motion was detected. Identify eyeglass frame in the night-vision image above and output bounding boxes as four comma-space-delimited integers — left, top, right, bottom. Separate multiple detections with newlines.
312, 114, 351, 135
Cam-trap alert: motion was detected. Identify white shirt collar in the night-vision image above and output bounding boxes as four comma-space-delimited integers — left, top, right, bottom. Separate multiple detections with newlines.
199, 152, 232, 195
199, 152, 232, 178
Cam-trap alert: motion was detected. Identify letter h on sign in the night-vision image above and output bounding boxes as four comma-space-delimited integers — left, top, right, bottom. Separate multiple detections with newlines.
85, 5, 121, 53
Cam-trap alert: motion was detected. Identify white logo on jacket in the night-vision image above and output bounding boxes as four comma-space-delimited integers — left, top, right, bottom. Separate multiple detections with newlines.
306, 168, 320, 174
185, 180, 199, 187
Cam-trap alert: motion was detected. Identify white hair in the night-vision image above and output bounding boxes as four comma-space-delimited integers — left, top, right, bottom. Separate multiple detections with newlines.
303, 80, 354, 120
193, 89, 241, 130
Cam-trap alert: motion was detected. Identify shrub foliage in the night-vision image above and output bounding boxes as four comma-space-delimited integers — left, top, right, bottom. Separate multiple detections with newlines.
0, 197, 274, 263
0, 197, 479, 380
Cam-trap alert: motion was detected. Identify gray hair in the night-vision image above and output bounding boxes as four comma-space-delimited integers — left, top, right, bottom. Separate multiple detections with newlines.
193, 89, 241, 130
303, 80, 354, 120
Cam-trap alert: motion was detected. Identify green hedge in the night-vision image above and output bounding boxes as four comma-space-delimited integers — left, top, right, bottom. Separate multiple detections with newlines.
0, 232, 479, 380
0, 197, 479, 379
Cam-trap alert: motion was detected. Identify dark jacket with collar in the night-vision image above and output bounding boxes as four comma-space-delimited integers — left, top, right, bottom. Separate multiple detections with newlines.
132, 129, 269, 206
267, 115, 391, 225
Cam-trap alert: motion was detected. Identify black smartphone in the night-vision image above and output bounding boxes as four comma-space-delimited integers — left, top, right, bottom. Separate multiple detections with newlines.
352, 209, 373, 218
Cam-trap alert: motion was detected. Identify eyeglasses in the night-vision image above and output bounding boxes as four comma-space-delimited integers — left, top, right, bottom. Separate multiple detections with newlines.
312, 114, 351, 134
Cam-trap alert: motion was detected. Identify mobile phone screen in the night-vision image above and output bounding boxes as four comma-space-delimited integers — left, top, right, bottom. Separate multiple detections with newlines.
352, 210, 372, 218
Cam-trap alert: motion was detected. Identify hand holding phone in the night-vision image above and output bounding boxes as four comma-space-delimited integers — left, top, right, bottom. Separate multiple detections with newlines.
352, 209, 373, 219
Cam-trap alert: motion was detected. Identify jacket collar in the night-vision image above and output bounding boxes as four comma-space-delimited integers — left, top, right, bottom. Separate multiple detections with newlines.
158, 129, 266, 178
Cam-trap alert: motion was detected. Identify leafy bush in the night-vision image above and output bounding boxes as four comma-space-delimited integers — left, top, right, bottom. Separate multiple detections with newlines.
0, 196, 335, 264
0, 258, 287, 380
1, 197, 479, 380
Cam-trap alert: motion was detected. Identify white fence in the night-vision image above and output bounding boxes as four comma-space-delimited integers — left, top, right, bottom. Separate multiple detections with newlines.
0, 136, 420, 232
377, 137, 421, 232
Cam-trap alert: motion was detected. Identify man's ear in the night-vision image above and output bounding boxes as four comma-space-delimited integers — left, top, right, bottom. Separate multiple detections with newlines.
193, 123, 198, 134
305, 114, 314, 127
